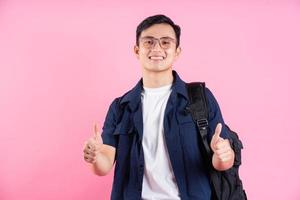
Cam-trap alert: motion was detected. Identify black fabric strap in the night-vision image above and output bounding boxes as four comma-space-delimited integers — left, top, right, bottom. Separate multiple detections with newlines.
186, 82, 212, 160
186, 82, 220, 200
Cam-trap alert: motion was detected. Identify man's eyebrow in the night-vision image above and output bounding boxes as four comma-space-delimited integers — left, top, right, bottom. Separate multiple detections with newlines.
140, 36, 155, 39
160, 36, 175, 40
141, 36, 175, 40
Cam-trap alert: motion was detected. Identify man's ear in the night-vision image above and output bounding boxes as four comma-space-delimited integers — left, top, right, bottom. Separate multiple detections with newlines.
134, 45, 140, 59
174, 46, 182, 60
176, 46, 182, 56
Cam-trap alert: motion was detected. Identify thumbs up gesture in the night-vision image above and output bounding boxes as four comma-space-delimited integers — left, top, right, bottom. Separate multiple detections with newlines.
210, 123, 234, 164
83, 123, 103, 164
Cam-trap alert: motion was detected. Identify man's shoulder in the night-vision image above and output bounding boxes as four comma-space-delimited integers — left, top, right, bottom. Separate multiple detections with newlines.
108, 87, 136, 111
114, 88, 133, 104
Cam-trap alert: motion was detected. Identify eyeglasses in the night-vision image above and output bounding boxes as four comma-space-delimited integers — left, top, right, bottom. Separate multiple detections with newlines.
139, 36, 176, 49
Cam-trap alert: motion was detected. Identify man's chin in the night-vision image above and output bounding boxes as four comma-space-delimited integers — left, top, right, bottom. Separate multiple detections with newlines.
144, 65, 171, 72
143, 66, 172, 73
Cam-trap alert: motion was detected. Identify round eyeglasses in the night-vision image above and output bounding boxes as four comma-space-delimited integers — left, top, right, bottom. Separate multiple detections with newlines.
140, 36, 176, 49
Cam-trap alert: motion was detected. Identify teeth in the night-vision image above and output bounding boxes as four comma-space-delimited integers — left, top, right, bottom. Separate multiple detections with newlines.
150, 56, 164, 60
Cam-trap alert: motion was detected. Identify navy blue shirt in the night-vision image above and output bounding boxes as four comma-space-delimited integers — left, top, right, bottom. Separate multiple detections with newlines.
101, 71, 229, 200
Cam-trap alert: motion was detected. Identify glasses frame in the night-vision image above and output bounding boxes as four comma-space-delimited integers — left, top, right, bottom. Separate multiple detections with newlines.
139, 36, 177, 50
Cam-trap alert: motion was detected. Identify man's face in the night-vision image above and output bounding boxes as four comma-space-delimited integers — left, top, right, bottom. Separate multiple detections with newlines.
134, 23, 181, 73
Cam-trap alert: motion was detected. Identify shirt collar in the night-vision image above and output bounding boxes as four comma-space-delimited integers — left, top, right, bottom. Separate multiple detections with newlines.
120, 70, 188, 111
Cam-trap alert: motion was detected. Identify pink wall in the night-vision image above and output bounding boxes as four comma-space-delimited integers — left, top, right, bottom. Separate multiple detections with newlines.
1, 1, 300, 199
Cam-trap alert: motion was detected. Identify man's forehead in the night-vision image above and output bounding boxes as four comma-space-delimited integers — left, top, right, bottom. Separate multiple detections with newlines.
140, 23, 176, 38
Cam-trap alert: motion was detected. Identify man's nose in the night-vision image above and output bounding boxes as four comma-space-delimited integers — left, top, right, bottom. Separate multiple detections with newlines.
152, 40, 163, 51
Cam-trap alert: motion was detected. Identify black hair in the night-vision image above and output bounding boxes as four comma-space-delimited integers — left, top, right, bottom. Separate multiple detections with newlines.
136, 14, 181, 48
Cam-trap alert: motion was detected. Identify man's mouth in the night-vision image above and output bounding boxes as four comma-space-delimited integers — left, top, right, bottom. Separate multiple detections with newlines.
148, 56, 165, 60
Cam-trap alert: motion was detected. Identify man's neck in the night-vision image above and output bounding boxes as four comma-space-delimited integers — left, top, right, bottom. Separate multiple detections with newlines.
142, 68, 174, 88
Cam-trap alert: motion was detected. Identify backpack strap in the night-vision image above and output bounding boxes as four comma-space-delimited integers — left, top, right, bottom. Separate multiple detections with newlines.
186, 82, 220, 200
186, 82, 212, 161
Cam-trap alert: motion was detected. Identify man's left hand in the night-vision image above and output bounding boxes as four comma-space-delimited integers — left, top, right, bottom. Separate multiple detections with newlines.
210, 123, 235, 170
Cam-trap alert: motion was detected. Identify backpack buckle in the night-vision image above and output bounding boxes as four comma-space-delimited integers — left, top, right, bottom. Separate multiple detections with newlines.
196, 119, 208, 129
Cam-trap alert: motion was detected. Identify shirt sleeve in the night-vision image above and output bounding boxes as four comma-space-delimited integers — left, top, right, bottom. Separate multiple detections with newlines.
205, 87, 230, 142
101, 98, 119, 148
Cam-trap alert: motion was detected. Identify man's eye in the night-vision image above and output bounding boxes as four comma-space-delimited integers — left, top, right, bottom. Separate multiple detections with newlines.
161, 40, 171, 46
145, 40, 153, 45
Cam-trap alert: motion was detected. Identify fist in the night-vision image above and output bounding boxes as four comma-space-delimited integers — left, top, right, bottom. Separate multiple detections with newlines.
83, 123, 103, 164
210, 123, 234, 163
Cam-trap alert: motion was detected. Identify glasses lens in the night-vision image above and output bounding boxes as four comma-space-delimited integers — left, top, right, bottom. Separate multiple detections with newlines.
160, 38, 173, 49
142, 38, 154, 49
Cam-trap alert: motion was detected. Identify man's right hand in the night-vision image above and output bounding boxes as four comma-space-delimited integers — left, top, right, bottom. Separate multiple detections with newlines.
83, 123, 103, 164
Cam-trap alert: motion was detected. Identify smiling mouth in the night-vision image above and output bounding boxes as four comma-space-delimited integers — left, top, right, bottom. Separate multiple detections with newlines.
148, 56, 165, 60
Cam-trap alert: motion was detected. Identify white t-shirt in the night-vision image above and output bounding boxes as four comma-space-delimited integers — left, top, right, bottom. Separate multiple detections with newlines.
141, 84, 180, 200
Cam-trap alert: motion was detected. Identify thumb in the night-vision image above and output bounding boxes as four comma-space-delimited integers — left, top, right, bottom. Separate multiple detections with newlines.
214, 123, 222, 139
211, 123, 222, 150
93, 122, 102, 143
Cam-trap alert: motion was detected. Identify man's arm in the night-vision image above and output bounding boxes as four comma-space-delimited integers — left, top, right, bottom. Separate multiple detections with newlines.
204, 88, 235, 171
85, 98, 119, 175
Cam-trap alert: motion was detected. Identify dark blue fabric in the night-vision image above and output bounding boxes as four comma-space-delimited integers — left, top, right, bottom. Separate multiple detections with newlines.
101, 71, 229, 200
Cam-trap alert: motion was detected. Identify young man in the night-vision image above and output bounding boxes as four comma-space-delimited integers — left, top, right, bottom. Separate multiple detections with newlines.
83, 14, 235, 200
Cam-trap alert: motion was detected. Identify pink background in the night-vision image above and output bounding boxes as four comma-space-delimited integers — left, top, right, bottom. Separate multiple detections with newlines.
1, 1, 300, 199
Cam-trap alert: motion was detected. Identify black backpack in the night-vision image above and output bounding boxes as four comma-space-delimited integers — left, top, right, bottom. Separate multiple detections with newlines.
186, 82, 247, 200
